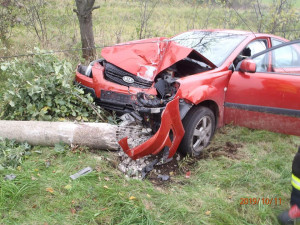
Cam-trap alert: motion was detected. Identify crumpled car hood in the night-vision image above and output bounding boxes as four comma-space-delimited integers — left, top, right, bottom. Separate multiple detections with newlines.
101, 37, 216, 81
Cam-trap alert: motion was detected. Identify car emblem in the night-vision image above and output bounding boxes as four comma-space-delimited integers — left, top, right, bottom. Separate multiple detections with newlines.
122, 76, 134, 84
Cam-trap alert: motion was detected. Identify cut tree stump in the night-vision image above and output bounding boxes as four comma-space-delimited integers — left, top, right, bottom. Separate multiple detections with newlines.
0, 120, 119, 150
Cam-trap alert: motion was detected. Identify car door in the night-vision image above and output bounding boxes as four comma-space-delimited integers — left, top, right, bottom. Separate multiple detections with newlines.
224, 40, 300, 136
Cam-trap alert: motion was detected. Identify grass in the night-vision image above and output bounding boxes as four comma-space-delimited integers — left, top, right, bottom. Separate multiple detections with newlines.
1, 125, 299, 224
0, 0, 300, 224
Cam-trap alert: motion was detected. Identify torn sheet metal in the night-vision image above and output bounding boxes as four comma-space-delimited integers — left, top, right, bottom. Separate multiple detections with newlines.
101, 38, 216, 81
118, 97, 185, 160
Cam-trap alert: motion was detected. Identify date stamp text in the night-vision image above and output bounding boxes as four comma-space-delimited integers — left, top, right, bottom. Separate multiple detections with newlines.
240, 198, 282, 205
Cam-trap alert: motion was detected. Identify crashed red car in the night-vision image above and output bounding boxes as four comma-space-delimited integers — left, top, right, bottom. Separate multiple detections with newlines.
75, 29, 300, 159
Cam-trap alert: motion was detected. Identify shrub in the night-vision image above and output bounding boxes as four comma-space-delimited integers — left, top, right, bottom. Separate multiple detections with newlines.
0, 138, 31, 169
0, 48, 104, 121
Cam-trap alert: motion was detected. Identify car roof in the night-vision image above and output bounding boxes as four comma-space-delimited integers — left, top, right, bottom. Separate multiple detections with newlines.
178, 29, 288, 41
189, 29, 252, 35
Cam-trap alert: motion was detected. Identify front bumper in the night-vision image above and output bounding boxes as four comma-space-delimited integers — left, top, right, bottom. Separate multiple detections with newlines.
76, 62, 186, 160
75, 62, 157, 113
118, 97, 185, 160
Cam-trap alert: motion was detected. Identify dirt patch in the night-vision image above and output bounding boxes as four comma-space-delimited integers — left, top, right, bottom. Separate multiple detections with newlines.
146, 141, 243, 185
147, 153, 180, 185
203, 142, 243, 160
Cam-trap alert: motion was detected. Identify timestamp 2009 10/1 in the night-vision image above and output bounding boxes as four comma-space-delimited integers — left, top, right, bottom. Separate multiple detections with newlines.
240, 198, 281, 205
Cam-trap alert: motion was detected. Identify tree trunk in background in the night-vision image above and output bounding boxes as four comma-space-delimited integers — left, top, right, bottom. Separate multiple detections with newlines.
74, 0, 99, 61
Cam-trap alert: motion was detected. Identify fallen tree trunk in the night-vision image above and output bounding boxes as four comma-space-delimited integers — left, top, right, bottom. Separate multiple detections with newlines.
0, 120, 119, 150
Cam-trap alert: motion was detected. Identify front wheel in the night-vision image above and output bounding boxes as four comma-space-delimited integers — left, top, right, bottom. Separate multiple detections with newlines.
178, 106, 216, 156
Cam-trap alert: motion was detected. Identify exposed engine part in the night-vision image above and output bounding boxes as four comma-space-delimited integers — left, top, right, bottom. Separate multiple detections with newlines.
158, 51, 212, 78
135, 73, 179, 110
154, 72, 178, 99
130, 111, 143, 121
136, 92, 165, 107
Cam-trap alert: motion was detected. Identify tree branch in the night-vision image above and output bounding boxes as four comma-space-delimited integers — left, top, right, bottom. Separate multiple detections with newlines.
92, 6, 100, 11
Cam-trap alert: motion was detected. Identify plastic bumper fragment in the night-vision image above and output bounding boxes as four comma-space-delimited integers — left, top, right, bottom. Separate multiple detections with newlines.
118, 97, 185, 160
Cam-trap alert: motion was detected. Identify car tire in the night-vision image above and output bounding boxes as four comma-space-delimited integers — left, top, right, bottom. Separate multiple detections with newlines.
178, 106, 216, 156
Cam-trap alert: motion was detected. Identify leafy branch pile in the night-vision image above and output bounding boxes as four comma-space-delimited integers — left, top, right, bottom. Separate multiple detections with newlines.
0, 138, 31, 169
0, 48, 104, 121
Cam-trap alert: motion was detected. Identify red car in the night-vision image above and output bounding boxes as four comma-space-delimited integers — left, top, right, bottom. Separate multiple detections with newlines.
75, 29, 300, 160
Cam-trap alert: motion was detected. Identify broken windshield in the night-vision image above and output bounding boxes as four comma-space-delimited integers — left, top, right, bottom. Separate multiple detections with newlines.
171, 31, 247, 67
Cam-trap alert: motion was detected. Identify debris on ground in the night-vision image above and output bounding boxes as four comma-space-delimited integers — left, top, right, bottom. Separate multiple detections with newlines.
116, 114, 243, 182
115, 139, 243, 183
116, 115, 156, 179
118, 146, 179, 181
157, 174, 170, 181
4, 174, 16, 180
185, 171, 191, 178
70, 167, 93, 180
45, 160, 51, 168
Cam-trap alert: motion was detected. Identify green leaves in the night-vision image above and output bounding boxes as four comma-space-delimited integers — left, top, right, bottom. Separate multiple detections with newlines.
0, 138, 31, 169
0, 49, 104, 122
54, 142, 69, 154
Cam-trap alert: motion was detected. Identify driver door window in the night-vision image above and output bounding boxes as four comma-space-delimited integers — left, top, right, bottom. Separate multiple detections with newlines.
234, 39, 268, 68
247, 40, 268, 55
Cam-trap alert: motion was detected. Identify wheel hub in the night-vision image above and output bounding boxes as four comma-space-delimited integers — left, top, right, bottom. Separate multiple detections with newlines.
192, 115, 212, 153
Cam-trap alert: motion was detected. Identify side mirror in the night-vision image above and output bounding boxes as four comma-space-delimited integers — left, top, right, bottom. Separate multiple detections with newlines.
238, 59, 256, 73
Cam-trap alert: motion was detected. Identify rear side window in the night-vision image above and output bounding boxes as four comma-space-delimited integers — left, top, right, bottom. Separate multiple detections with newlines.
252, 42, 300, 74
272, 44, 300, 68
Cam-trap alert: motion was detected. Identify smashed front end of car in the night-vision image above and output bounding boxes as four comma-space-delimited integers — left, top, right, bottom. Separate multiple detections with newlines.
75, 37, 216, 159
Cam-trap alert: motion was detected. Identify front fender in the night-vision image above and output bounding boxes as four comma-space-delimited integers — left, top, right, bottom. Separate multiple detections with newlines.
176, 85, 219, 105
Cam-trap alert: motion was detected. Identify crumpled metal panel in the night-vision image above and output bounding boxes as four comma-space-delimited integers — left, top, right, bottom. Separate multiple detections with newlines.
118, 97, 185, 160
102, 38, 216, 81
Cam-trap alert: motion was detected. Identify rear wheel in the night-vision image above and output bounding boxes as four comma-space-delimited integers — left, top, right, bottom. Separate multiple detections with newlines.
178, 106, 216, 156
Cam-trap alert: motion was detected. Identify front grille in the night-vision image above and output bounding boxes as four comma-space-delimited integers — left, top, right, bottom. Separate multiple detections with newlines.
104, 62, 153, 89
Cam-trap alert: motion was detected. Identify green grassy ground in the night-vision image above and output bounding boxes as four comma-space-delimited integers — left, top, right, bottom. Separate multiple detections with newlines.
1, 126, 299, 225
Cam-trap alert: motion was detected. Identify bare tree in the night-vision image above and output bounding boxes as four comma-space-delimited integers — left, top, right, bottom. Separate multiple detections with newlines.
137, 0, 158, 39
21, 0, 48, 46
252, 0, 300, 38
73, 0, 99, 61
252, 0, 264, 33
0, 0, 17, 48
